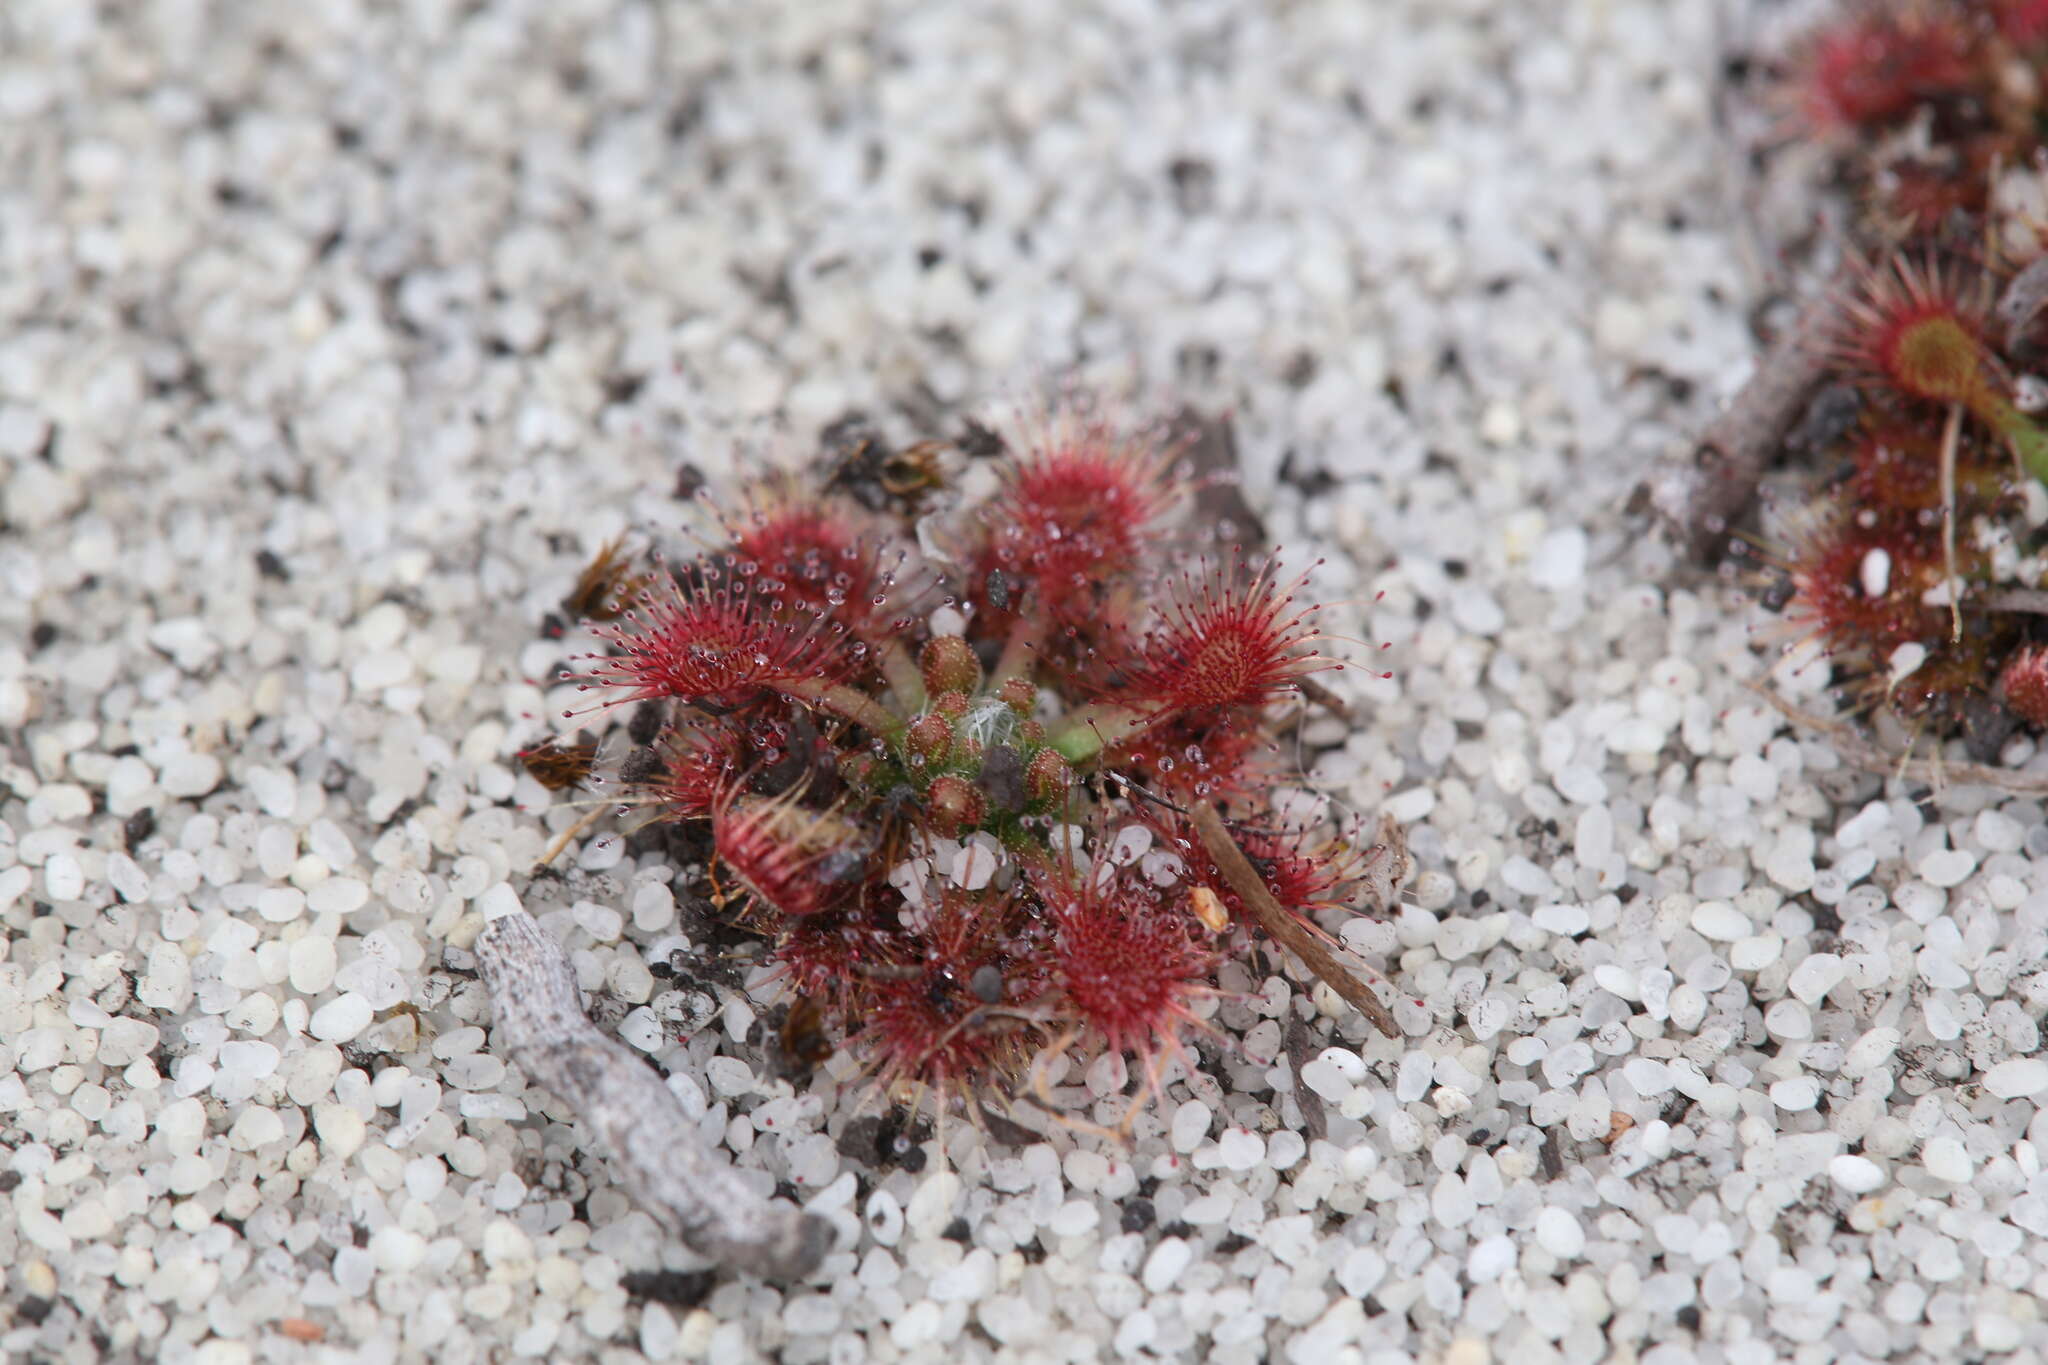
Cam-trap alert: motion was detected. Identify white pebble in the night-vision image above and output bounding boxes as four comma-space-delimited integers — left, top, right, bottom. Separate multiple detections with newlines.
1216, 1127, 1264, 1171
245, 766, 298, 819
906, 1172, 961, 1239
1828, 1155, 1885, 1193
864, 1190, 904, 1246
1786, 953, 1844, 1005
160, 752, 223, 798
1844, 1027, 1902, 1076
1533, 903, 1589, 936
1431, 1173, 1476, 1228
1769, 1077, 1819, 1111
1917, 848, 1976, 889
313, 1103, 367, 1158
1923, 1137, 1974, 1184
309, 992, 375, 1042
1142, 1237, 1192, 1292
290, 936, 338, 994
704, 1056, 754, 1096
1170, 1099, 1211, 1153
1528, 528, 1588, 589
1985, 1058, 2048, 1098
1535, 1207, 1584, 1258
1046, 1202, 1099, 1237
1691, 901, 1749, 941
43, 853, 84, 901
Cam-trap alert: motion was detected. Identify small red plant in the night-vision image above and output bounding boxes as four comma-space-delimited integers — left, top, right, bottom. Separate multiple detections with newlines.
1833, 257, 2048, 477
1999, 645, 2048, 726
710, 784, 865, 921
1746, 1, 2048, 736
567, 559, 851, 712
1123, 560, 1339, 714
1038, 860, 1218, 1097
968, 409, 1179, 644
1792, 10, 1974, 133
542, 406, 1400, 1121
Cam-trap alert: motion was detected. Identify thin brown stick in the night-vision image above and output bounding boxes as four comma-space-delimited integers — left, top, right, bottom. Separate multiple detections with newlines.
1295, 675, 1355, 724
1975, 588, 2048, 616
535, 804, 607, 869
1189, 800, 1399, 1038
1939, 402, 1963, 644
1748, 682, 2048, 794
1638, 281, 1843, 561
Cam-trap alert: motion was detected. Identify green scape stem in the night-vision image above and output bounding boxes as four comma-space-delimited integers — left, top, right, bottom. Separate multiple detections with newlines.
868, 633, 926, 715
778, 677, 904, 740
993, 609, 1047, 686
1992, 402, 2048, 486
1047, 702, 1165, 765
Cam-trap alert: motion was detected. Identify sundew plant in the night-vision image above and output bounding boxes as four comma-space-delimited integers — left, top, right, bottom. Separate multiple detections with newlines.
1749, 0, 2048, 739
543, 407, 1403, 1127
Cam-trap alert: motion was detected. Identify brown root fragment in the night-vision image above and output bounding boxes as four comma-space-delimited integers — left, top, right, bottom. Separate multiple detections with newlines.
1188, 800, 1400, 1038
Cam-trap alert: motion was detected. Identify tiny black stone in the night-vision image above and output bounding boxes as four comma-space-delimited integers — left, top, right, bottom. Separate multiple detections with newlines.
941, 1216, 971, 1243
30, 621, 56, 649
980, 744, 1027, 813
619, 745, 665, 786
18, 1296, 52, 1325
1677, 1305, 1702, 1333
969, 963, 1004, 1004
1167, 155, 1215, 214
620, 1268, 717, 1308
254, 548, 290, 581
0, 1168, 23, 1191
956, 418, 1006, 460
123, 808, 157, 852
1120, 1198, 1155, 1234
628, 703, 665, 746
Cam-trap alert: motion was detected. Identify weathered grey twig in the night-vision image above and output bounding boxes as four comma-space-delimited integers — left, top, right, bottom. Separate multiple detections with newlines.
475, 907, 834, 1280
1639, 282, 1842, 562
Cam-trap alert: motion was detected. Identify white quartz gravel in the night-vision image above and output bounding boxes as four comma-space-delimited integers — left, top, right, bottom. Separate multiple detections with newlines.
1, 1, 2043, 1363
